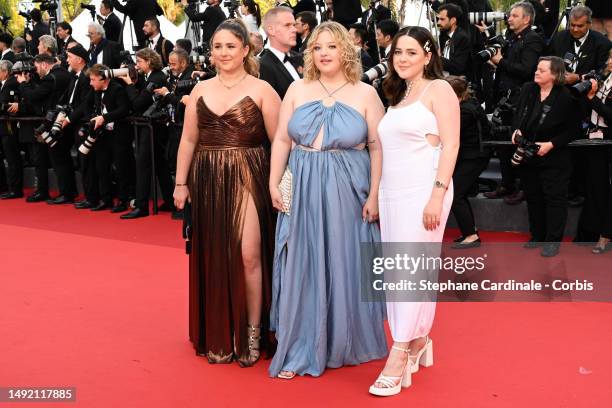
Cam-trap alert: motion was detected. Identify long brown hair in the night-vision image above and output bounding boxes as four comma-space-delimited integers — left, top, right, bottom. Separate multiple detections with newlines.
383, 26, 444, 106
211, 18, 259, 77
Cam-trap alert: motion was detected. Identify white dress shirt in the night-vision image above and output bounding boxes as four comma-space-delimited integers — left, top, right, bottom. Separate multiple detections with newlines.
266, 45, 300, 81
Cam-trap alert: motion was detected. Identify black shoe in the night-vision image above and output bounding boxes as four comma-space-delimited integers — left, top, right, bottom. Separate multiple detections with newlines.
120, 208, 149, 219
91, 201, 112, 211
171, 210, 184, 220
452, 238, 482, 249
541, 243, 560, 257
110, 202, 129, 213
158, 201, 177, 212
46, 195, 75, 205
26, 191, 50, 203
484, 186, 515, 199
524, 238, 543, 249
453, 235, 466, 243
0, 192, 24, 200
74, 200, 95, 209
503, 190, 525, 205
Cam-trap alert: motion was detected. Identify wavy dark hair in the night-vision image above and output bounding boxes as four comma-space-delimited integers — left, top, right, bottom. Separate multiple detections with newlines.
210, 18, 259, 77
383, 26, 444, 106
242, 0, 262, 27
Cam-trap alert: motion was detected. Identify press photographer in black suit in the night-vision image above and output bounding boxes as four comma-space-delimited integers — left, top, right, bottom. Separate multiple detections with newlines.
485, 1, 545, 203
26, 8, 50, 56
0, 33, 15, 63
56, 22, 78, 66
0, 61, 23, 199
100, 0, 123, 43
361, 0, 390, 64
143, 18, 174, 66
87, 23, 123, 69
577, 51, 612, 252
111, 0, 164, 48
119, 47, 173, 219
512, 57, 582, 257
182, 0, 227, 47
438, 3, 472, 78
260, 7, 300, 99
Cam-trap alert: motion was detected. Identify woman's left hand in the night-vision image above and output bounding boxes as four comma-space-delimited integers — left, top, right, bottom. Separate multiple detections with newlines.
536, 141, 554, 156
362, 195, 379, 223
423, 197, 443, 231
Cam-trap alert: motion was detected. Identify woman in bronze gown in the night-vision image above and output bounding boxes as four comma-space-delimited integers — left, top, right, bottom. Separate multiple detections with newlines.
173, 19, 280, 367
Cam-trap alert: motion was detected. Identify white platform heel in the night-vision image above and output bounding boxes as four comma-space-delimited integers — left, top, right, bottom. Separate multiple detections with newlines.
410, 337, 434, 374
369, 345, 412, 397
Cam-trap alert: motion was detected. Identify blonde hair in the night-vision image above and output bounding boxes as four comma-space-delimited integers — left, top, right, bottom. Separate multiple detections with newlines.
303, 21, 362, 84
211, 19, 259, 77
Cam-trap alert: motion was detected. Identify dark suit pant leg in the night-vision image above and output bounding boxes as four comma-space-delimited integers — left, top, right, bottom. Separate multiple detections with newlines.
166, 126, 181, 175
111, 127, 135, 203
522, 164, 547, 241
0, 132, 23, 193
80, 150, 99, 203
600, 148, 612, 239
154, 127, 174, 203
29, 142, 49, 194
451, 157, 490, 236
134, 127, 153, 210
48, 134, 76, 198
498, 146, 519, 191
95, 132, 114, 204
0, 140, 7, 192
577, 147, 611, 241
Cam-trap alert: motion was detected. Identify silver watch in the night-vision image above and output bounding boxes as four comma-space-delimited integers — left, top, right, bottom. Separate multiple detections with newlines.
434, 180, 447, 190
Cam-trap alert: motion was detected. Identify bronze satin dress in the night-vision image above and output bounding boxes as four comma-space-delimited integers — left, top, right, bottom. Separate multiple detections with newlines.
188, 95, 275, 366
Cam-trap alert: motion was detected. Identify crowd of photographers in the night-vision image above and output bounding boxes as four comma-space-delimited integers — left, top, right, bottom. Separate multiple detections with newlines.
1, 0, 612, 254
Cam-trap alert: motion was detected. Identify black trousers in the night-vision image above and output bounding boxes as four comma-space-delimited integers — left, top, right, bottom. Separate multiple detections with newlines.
498, 146, 520, 191
0, 126, 23, 194
0, 138, 7, 192
95, 127, 135, 203
577, 146, 612, 241
134, 126, 173, 210
48, 131, 77, 198
451, 156, 490, 236
166, 125, 181, 175
521, 149, 572, 243
28, 141, 50, 194
79, 148, 99, 204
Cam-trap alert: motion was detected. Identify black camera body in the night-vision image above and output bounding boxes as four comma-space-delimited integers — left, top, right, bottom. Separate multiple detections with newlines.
34, 105, 71, 148
78, 120, 103, 155
12, 60, 36, 76
478, 35, 509, 62
511, 133, 540, 166
572, 70, 605, 95
488, 95, 515, 141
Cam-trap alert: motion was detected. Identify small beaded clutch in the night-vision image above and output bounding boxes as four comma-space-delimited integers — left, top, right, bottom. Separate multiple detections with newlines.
278, 167, 293, 215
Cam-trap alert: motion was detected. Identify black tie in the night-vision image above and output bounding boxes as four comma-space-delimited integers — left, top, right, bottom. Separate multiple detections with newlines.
283, 53, 290, 63
574, 38, 582, 48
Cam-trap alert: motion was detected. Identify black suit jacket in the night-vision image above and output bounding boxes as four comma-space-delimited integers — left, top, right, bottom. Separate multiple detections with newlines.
184, 4, 226, 46
89, 39, 123, 69
152, 35, 174, 67
547, 29, 612, 75
162, 65, 194, 123
29, 22, 50, 55
0, 50, 15, 63
19, 74, 55, 115
361, 4, 391, 64
111, 0, 164, 47
126, 69, 167, 114
258, 49, 295, 99
0, 76, 19, 135
64, 71, 94, 124
496, 27, 545, 95
48, 65, 72, 108
440, 27, 472, 77
293, 0, 316, 14
514, 82, 582, 148
103, 12, 123, 43
75, 81, 131, 133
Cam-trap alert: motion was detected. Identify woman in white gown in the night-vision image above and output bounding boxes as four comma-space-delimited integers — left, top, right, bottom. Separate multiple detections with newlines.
369, 26, 460, 396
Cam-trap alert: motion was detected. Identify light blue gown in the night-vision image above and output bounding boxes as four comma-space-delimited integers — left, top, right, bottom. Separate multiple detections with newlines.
269, 100, 388, 377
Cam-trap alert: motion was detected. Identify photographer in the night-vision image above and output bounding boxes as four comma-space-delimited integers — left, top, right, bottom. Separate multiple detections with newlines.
348, 23, 374, 71
74, 64, 133, 212
0, 33, 15, 62
438, 3, 472, 78
111, 0, 164, 48
577, 50, 612, 253
143, 18, 173, 66
26, 8, 50, 56
100, 0, 122, 43
181, 0, 227, 47
56, 22, 78, 67
375, 19, 398, 60
153, 49, 193, 176
36, 35, 57, 59
87, 23, 123, 69
119, 47, 173, 219
0, 61, 23, 199
512, 56, 581, 257
485, 1, 545, 203
294, 11, 317, 53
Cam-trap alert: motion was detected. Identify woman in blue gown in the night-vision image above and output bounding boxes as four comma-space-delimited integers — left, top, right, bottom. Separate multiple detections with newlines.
268, 21, 387, 379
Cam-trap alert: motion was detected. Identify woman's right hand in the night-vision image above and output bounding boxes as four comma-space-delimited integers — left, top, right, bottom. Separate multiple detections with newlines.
587, 79, 599, 100
511, 129, 522, 144
174, 185, 190, 210
270, 186, 284, 212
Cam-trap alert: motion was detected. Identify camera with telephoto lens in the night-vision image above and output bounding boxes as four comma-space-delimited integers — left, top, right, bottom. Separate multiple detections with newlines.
34, 105, 71, 148
572, 70, 605, 95
478, 35, 509, 62
511, 132, 540, 167
80, 3, 96, 12
100, 65, 138, 81
361, 61, 388, 83
224, 0, 240, 16
12, 60, 36, 75
468, 11, 507, 25
487, 95, 515, 140
174, 78, 202, 93
34, 0, 59, 11
78, 121, 103, 155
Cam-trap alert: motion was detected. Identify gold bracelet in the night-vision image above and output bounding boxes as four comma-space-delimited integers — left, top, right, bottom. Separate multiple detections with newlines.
175, 183, 188, 187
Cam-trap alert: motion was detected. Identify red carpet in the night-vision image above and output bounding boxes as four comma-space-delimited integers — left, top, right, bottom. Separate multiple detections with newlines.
1, 198, 610, 407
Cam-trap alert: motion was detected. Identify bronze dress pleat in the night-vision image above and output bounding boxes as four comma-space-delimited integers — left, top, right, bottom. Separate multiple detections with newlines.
188, 95, 275, 366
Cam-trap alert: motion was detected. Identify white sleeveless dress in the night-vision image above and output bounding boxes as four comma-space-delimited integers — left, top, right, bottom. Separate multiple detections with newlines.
377, 80, 454, 342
